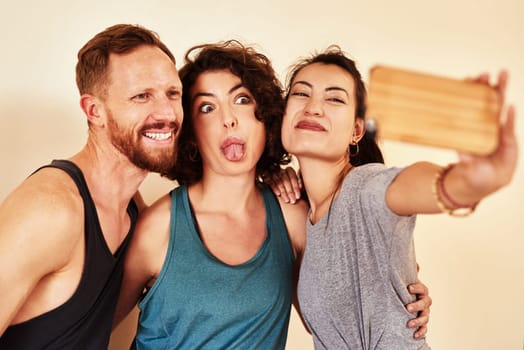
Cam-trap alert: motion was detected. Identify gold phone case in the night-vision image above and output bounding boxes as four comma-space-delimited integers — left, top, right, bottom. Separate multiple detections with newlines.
367, 65, 501, 155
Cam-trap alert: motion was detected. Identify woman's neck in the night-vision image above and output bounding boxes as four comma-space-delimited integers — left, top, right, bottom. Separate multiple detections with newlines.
298, 156, 352, 224
189, 171, 260, 214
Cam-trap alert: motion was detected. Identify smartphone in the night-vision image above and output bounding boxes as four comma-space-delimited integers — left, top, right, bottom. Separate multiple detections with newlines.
366, 65, 501, 155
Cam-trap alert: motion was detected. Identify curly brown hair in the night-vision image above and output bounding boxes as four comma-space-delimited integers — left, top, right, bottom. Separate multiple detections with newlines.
162, 40, 290, 185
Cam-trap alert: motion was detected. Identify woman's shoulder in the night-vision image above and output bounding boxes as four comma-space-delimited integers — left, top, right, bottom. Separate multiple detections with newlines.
278, 197, 308, 257
344, 163, 405, 195
351, 163, 403, 181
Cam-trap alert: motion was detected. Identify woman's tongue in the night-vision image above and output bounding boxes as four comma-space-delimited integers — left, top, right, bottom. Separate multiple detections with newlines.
222, 143, 244, 161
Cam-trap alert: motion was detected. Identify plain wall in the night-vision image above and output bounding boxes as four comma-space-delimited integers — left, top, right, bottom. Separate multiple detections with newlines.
1, 1, 522, 349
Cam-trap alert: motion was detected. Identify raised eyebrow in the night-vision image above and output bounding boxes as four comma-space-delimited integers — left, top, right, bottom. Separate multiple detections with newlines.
191, 91, 215, 105
228, 83, 245, 95
191, 83, 246, 104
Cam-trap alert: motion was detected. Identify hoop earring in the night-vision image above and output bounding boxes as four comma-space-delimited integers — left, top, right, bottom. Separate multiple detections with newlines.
348, 142, 360, 158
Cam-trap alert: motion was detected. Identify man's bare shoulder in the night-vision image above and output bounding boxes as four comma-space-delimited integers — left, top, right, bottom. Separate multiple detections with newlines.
0, 167, 85, 261
9, 167, 81, 212
0, 167, 87, 329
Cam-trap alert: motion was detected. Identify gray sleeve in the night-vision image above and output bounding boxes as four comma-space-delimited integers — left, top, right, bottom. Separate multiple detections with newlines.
357, 164, 408, 222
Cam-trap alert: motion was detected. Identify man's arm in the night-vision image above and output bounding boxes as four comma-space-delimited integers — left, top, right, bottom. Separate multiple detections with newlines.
0, 170, 82, 334
406, 278, 432, 339
113, 194, 171, 328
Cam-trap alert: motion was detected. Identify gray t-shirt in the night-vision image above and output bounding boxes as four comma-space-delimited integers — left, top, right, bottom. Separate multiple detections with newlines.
297, 163, 430, 349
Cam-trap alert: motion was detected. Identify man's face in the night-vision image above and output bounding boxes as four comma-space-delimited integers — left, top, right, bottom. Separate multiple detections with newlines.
102, 45, 183, 173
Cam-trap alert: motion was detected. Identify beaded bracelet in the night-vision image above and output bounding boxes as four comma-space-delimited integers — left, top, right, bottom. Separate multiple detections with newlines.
432, 164, 479, 217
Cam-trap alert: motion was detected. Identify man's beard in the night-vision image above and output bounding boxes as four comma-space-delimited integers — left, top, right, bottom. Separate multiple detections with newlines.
107, 114, 179, 174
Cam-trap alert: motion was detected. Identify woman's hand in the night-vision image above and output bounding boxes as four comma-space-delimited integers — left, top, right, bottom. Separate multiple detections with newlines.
456, 71, 518, 194
442, 71, 518, 208
264, 167, 303, 204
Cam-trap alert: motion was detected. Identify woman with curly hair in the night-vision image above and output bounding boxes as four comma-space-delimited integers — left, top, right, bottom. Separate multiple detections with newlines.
113, 40, 307, 349
113, 41, 431, 349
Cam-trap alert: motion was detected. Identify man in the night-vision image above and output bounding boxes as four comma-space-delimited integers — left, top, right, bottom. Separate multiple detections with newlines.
0, 24, 183, 349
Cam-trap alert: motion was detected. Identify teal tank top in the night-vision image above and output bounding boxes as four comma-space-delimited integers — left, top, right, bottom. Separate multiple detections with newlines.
133, 185, 294, 350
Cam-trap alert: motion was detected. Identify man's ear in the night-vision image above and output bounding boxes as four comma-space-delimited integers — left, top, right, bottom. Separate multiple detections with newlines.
352, 117, 366, 143
80, 94, 104, 127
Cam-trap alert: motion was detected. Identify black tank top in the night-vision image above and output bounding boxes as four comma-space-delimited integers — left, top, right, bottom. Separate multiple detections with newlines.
0, 160, 138, 350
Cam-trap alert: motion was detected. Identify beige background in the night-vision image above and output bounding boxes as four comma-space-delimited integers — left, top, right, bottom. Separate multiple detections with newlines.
1, 0, 523, 349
